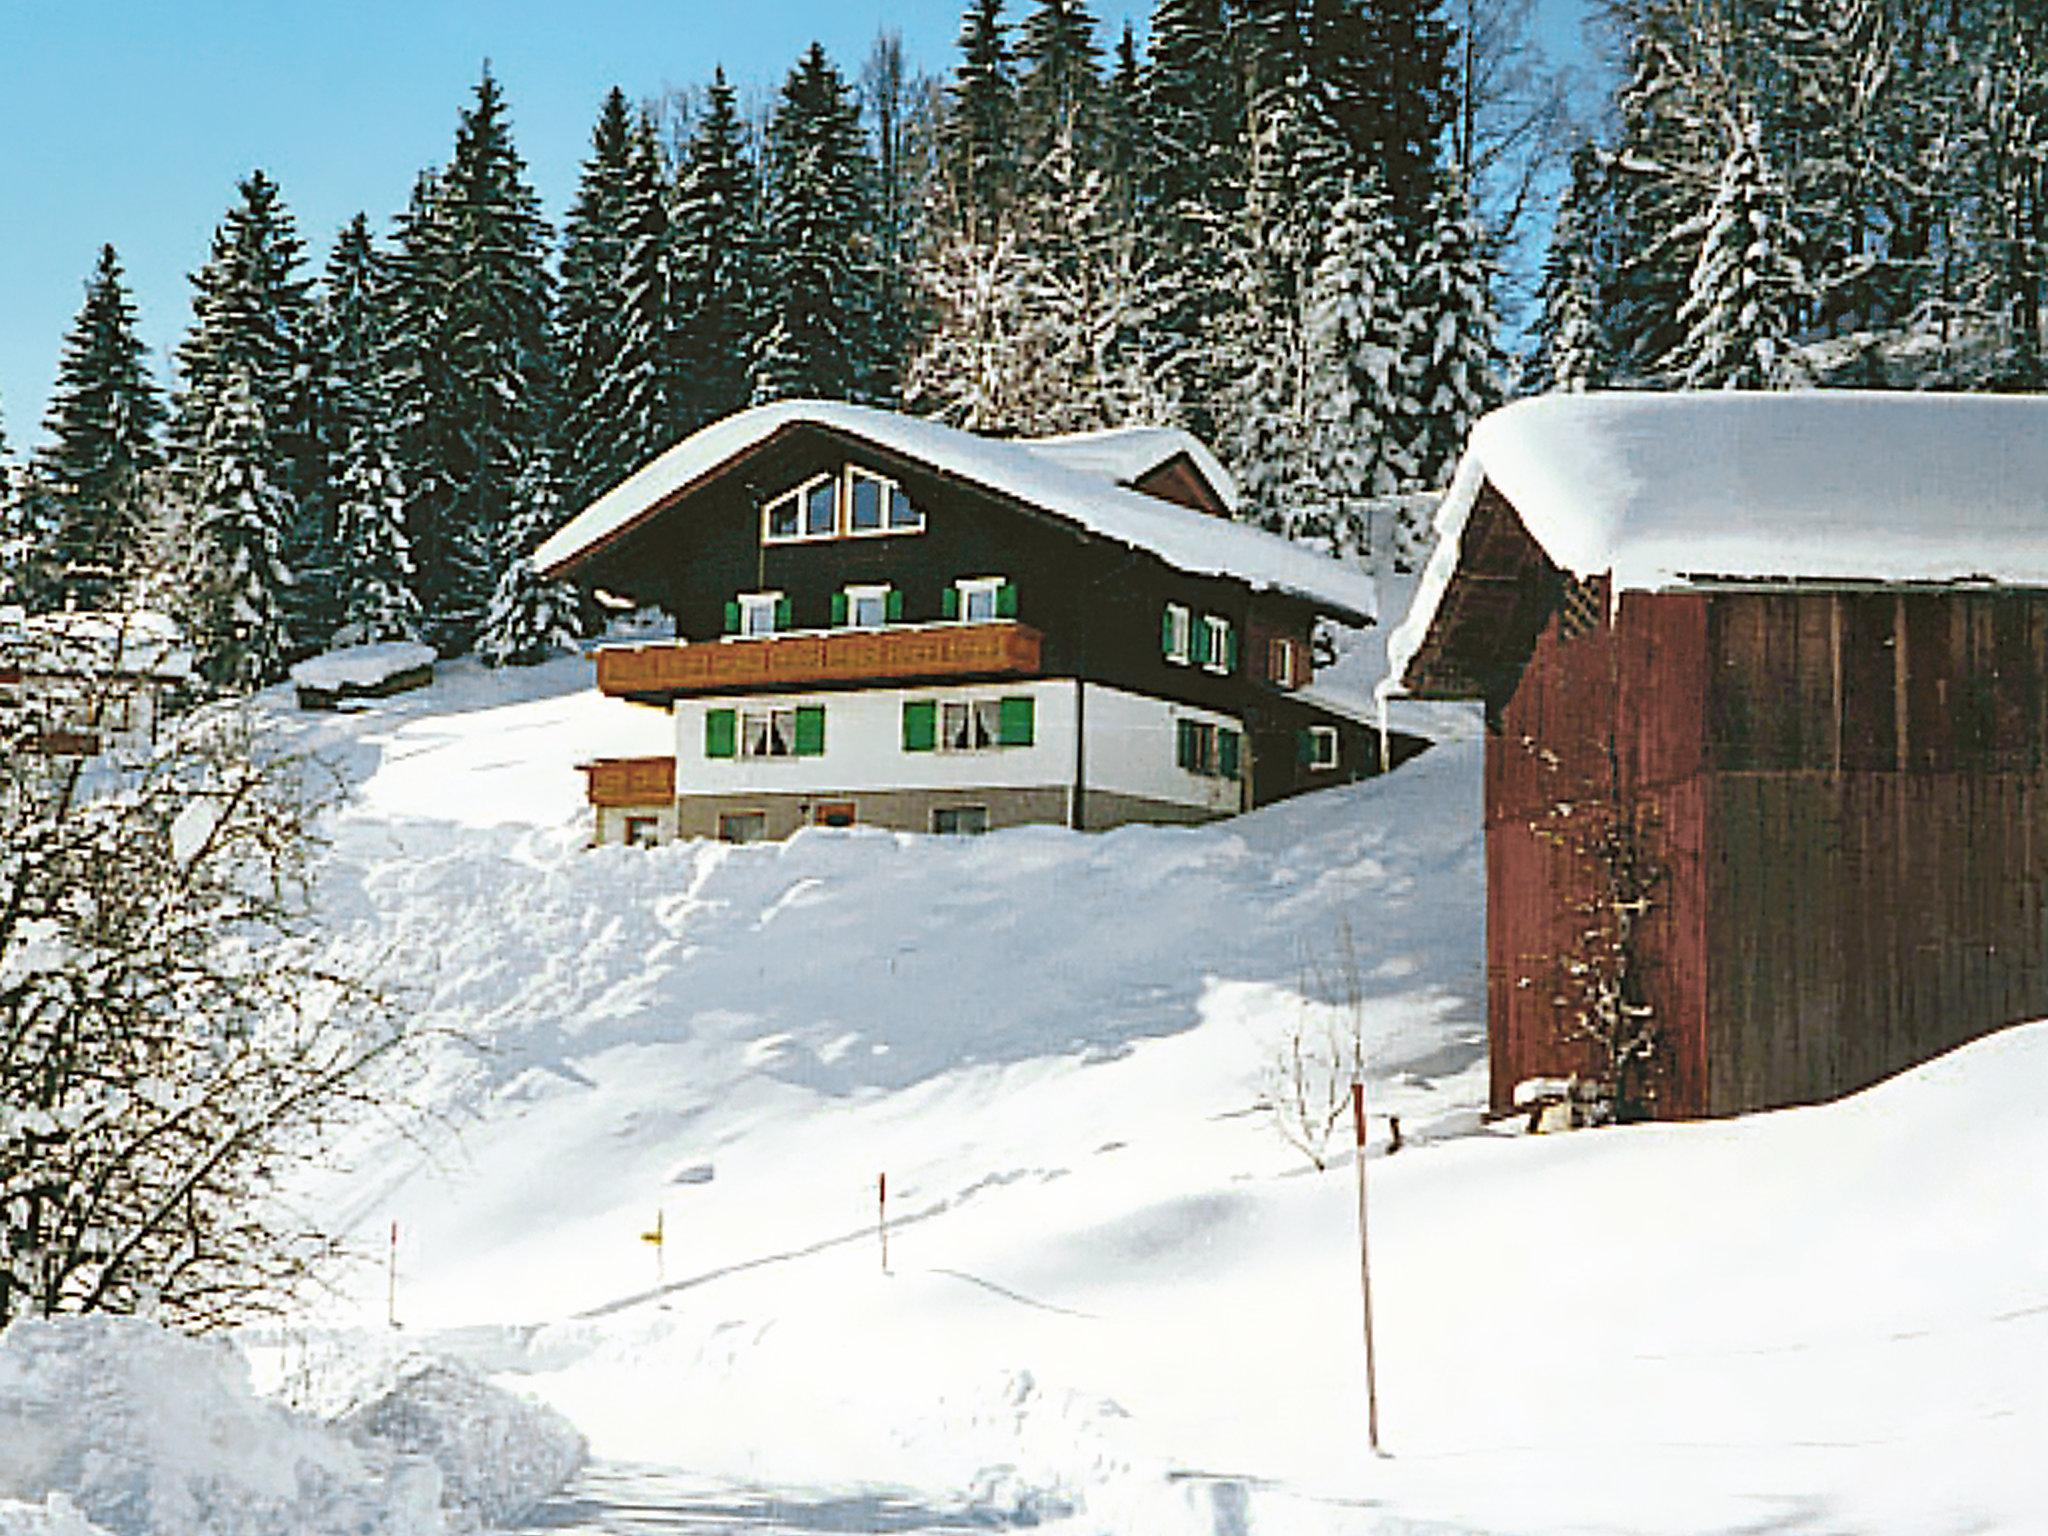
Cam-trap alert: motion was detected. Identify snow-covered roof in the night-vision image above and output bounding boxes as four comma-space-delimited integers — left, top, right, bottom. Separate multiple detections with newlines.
1016, 425, 1241, 513
1387, 390, 2048, 694
288, 640, 437, 691
0, 607, 193, 680
534, 401, 1373, 623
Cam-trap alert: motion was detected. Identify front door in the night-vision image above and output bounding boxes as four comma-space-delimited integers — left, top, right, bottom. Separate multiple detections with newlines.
813, 801, 857, 829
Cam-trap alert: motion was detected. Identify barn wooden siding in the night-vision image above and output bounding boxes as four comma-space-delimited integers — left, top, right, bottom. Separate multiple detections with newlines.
1703, 590, 2048, 1114
1491, 579, 2048, 1119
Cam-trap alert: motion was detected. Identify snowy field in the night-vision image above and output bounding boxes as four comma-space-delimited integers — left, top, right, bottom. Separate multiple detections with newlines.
10, 654, 2041, 1533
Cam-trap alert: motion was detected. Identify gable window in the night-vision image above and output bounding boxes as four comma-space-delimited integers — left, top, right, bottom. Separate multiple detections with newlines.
1162, 604, 1192, 665
947, 576, 1015, 623
728, 591, 788, 636
763, 473, 839, 543
833, 584, 900, 629
846, 467, 924, 535
1306, 724, 1339, 770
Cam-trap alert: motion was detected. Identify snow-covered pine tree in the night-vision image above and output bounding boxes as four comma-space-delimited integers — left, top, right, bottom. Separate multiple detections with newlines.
597, 114, 687, 474
1102, 23, 1145, 215
1140, 0, 1247, 436
331, 412, 422, 646
170, 172, 325, 647
1403, 175, 1502, 489
1675, 105, 1807, 389
863, 31, 932, 404
1965, 0, 2048, 388
0, 399, 25, 609
407, 69, 556, 652
186, 367, 295, 692
753, 43, 887, 404
905, 218, 1036, 429
673, 68, 763, 432
1528, 141, 1611, 391
1305, 175, 1414, 554
942, 0, 1019, 237
476, 451, 583, 667
557, 88, 640, 510
35, 245, 166, 611
1313, 0, 1456, 248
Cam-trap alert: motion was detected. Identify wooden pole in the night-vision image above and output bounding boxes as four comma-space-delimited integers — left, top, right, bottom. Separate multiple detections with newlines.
386, 1220, 399, 1330
878, 1172, 890, 1275
1352, 1081, 1381, 1454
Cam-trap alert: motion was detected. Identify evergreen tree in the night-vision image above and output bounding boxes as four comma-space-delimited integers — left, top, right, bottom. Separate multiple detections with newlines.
906, 220, 1036, 428
0, 398, 26, 610
1015, 0, 1106, 175
398, 69, 556, 651
754, 43, 886, 404
383, 169, 452, 630
1675, 108, 1807, 388
596, 115, 687, 476
1404, 176, 1502, 487
1967, 0, 2048, 386
1340, 0, 1458, 246
942, 0, 1018, 235
187, 368, 295, 691
476, 451, 582, 667
1102, 23, 1145, 214
332, 413, 422, 645
1529, 141, 1611, 391
863, 31, 930, 405
1305, 175, 1414, 551
673, 68, 763, 430
557, 88, 640, 509
36, 245, 166, 609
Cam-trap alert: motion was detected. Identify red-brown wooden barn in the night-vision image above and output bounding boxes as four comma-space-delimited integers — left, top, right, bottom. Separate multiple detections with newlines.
1385, 391, 2048, 1120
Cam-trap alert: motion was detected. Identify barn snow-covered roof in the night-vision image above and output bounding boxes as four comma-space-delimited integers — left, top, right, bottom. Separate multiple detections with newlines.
533, 401, 1374, 623
1387, 391, 2048, 696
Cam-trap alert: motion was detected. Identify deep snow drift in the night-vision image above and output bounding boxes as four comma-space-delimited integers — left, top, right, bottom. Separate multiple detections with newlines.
250, 655, 2042, 1533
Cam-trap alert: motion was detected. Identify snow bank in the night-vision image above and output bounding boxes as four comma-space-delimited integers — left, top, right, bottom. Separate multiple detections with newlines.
1386, 389, 2048, 696
533, 399, 1376, 621
0, 1317, 441, 1536
289, 641, 437, 692
0, 1497, 110, 1536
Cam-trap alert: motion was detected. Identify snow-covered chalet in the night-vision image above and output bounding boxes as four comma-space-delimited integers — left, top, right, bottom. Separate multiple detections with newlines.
534, 401, 1411, 844
1387, 390, 2048, 1120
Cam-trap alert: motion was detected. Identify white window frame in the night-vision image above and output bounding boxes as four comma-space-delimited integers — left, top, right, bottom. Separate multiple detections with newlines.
1269, 636, 1297, 688
843, 583, 892, 630
761, 472, 840, 544
937, 696, 1004, 753
1203, 615, 1233, 675
737, 590, 784, 637
717, 809, 769, 844
932, 804, 991, 835
843, 466, 923, 537
1308, 724, 1340, 770
956, 576, 1004, 624
739, 706, 800, 760
1164, 603, 1192, 665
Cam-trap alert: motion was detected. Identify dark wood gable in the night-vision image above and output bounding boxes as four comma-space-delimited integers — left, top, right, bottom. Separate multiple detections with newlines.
1131, 452, 1232, 518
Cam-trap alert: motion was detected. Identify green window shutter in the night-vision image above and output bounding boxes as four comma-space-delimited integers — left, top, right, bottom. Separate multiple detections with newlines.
723, 601, 741, 634
831, 592, 848, 625
793, 705, 826, 756
886, 588, 904, 622
1219, 728, 1241, 780
1176, 719, 1196, 771
705, 708, 737, 759
775, 595, 793, 630
1161, 607, 1176, 655
902, 699, 937, 752
1297, 728, 1315, 767
942, 585, 960, 620
1225, 627, 1240, 672
996, 581, 1018, 619
998, 695, 1035, 746
1192, 620, 1212, 666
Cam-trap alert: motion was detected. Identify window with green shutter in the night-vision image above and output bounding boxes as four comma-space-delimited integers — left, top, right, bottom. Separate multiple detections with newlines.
942, 585, 960, 620
830, 592, 849, 625
1191, 617, 1213, 666
902, 699, 937, 752
886, 588, 904, 622
723, 601, 741, 634
997, 696, 1035, 746
793, 705, 826, 757
705, 708, 737, 759
775, 594, 793, 630
1218, 728, 1241, 780
995, 581, 1018, 619
1176, 719, 1198, 770
1224, 627, 1240, 673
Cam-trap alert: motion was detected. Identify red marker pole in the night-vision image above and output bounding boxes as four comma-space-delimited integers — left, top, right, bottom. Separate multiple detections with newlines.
878, 1172, 890, 1275
1353, 1082, 1381, 1454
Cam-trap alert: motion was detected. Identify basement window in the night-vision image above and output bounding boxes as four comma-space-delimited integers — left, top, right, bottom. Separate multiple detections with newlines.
932, 805, 991, 835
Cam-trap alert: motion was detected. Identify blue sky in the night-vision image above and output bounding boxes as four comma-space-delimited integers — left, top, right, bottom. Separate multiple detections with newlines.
0, 0, 1585, 450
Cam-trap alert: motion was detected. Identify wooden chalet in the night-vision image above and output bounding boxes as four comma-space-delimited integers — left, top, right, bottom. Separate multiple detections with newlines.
0, 607, 192, 759
1388, 391, 2048, 1120
535, 402, 1412, 843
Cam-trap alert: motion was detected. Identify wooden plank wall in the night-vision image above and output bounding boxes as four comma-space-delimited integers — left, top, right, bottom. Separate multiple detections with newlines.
1486, 588, 1713, 1116
1704, 590, 2048, 1113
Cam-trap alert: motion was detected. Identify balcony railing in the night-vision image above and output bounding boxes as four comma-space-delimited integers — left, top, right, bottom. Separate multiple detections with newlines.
595, 621, 1044, 699
581, 755, 678, 807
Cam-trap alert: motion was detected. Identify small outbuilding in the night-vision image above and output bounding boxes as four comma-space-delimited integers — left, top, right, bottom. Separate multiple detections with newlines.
1386, 391, 2048, 1119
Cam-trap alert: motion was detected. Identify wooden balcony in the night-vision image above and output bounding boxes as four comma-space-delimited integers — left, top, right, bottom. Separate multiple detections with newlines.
581, 755, 677, 807
595, 622, 1044, 700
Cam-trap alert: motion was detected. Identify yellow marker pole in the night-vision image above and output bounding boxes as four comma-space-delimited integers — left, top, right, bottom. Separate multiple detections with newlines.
640, 1210, 665, 1290
1353, 1081, 1381, 1455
